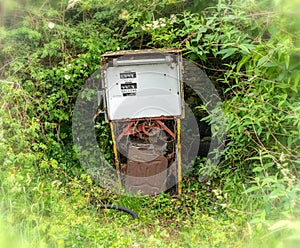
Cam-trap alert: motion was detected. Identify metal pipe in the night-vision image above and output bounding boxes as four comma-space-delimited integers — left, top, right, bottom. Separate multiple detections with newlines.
113, 56, 173, 67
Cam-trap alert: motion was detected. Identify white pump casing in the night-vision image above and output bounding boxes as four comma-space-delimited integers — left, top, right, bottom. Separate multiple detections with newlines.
101, 50, 184, 121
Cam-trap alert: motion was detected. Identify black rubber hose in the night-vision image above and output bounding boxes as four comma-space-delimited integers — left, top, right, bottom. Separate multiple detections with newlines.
99, 205, 139, 220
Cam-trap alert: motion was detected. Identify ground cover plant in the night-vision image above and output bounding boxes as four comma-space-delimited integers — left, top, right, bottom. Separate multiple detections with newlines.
0, 0, 299, 247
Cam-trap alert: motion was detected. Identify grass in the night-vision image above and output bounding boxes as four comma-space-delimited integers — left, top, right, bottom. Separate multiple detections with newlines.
1, 173, 299, 248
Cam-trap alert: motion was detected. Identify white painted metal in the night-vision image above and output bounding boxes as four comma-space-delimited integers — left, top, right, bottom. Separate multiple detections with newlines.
103, 54, 183, 120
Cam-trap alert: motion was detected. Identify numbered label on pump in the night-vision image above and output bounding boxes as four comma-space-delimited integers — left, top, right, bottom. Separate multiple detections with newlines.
120, 82, 137, 96
120, 72, 136, 79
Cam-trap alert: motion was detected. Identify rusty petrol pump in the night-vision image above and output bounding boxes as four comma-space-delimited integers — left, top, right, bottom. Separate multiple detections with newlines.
99, 49, 184, 195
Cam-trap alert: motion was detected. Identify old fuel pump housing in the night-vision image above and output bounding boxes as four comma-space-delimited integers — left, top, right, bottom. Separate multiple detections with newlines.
100, 49, 184, 195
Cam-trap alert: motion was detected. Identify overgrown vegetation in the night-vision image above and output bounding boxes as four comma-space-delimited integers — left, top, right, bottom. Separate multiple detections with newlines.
0, 0, 299, 247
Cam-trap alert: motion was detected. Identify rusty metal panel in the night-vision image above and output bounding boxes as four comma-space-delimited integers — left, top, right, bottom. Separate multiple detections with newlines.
125, 146, 168, 195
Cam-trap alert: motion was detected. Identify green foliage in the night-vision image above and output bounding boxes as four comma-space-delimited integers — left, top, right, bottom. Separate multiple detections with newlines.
0, 0, 299, 247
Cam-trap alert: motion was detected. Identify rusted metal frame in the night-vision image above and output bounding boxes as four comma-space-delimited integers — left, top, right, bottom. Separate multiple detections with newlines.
116, 117, 176, 141
113, 116, 175, 122
155, 120, 176, 139
141, 121, 160, 136
117, 120, 135, 142
116, 121, 146, 141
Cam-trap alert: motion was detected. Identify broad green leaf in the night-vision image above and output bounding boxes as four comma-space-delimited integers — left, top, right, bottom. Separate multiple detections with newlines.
237, 55, 251, 72
218, 47, 238, 59
253, 167, 263, 172
243, 186, 260, 193
291, 71, 300, 93
284, 55, 290, 69
257, 56, 269, 67
238, 44, 251, 54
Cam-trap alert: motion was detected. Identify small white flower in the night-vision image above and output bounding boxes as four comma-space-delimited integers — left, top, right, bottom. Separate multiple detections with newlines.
64, 75, 71, 80
170, 14, 177, 24
119, 9, 130, 20
48, 22, 55, 29
159, 18, 166, 23
67, 0, 81, 10
142, 23, 152, 31
52, 180, 62, 186
152, 20, 159, 29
